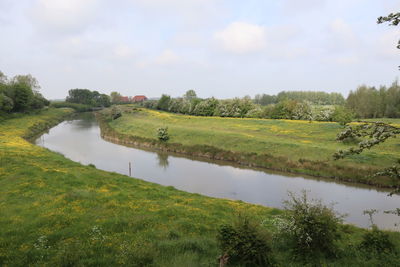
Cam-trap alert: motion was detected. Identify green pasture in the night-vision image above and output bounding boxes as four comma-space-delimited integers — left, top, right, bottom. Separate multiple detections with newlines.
1, 108, 399, 266
108, 107, 400, 172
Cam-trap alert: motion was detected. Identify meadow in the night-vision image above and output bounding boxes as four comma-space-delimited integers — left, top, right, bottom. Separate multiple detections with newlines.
1, 108, 399, 266
104, 107, 400, 188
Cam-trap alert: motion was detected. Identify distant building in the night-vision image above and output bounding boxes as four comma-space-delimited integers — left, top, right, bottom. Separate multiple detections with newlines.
132, 95, 148, 102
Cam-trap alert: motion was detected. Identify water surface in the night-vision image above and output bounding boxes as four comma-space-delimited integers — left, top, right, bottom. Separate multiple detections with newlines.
35, 114, 400, 230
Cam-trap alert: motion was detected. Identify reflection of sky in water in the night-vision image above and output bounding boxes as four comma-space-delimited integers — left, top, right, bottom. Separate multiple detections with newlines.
36, 117, 400, 230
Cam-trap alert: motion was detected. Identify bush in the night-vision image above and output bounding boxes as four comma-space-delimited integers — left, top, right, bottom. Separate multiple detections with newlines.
111, 106, 122, 120
276, 191, 342, 260
157, 127, 169, 141
217, 215, 275, 266
331, 106, 354, 125
359, 226, 395, 255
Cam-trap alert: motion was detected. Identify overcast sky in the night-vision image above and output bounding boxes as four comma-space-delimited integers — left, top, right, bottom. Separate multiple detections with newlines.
0, 0, 399, 99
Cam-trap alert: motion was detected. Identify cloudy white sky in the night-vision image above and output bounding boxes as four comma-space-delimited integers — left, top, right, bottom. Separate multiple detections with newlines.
0, 0, 399, 99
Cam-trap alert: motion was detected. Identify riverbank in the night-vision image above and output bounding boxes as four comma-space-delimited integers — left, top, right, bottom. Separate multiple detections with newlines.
1, 109, 400, 266
98, 107, 399, 189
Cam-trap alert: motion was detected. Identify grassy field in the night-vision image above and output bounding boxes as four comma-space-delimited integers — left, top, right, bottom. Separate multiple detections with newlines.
1, 108, 400, 266
103, 107, 400, 188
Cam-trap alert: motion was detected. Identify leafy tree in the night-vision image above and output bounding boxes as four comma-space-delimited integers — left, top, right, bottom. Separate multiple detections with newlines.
66, 89, 110, 107
183, 89, 197, 100
254, 94, 277, 105
0, 93, 13, 112
11, 74, 40, 93
192, 97, 218, 116
334, 122, 400, 195
0, 71, 7, 84
110, 91, 122, 104
12, 83, 33, 112
331, 106, 354, 125
156, 94, 171, 110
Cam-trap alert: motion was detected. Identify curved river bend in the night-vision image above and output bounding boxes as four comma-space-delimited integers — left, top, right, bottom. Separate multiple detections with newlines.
35, 114, 400, 230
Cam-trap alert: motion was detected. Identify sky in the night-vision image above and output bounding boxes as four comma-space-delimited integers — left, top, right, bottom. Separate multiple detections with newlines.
0, 0, 399, 99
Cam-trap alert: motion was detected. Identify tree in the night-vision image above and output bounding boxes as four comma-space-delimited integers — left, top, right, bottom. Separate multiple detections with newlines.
0, 71, 7, 84
11, 74, 40, 93
12, 83, 33, 112
183, 89, 197, 100
156, 94, 171, 111
334, 122, 400, 195
110, 91, 122, 104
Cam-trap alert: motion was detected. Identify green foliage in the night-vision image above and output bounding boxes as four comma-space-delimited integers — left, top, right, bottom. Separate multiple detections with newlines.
110, 91, 122, 104
157, 126, 169, 141
277, 91, 345, 105
111, 106, 122, 120
253, 94, 277, 105
0, 93, 14, 112
276, 191, 342, 260
346, 81, 400, 118
50, 101, 92, 112
66, 89, 111, 107
217, 215, 275, 266
156, 94, 171, 110
331, 106, 354, 125
12, 83, 34, 112
359, 226, 395, 255
192, 97, 218, 116
183, 89, 197, 100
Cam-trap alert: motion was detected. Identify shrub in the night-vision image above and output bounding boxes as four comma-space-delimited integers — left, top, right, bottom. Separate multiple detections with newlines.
359, 226, 395, 255
217, 215, 275, 266
111, 106, 122, 120
276, 191, 343, 260
157, 127, 169, 141
331, 106, 354, 126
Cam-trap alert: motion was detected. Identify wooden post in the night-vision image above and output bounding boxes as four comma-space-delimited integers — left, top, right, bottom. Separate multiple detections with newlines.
129, 162, 131, 176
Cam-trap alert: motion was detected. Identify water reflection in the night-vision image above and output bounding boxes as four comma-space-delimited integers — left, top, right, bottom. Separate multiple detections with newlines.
35, 113, 400, 230
157, 152, 169, 169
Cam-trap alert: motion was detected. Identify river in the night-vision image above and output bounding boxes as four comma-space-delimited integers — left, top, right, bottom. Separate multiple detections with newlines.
35, 113, 400, 230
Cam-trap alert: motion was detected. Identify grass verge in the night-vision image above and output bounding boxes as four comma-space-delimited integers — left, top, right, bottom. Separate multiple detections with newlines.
98, 107, 400, 188
1, 108, 399, 266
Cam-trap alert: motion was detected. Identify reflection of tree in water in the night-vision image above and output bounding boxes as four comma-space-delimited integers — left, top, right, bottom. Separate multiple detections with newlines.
157, 152, 169, 169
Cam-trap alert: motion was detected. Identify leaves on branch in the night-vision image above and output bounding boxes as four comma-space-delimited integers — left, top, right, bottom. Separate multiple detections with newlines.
334, 122, 400, 160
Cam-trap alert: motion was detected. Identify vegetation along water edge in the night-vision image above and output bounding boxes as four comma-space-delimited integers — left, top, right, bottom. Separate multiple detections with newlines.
1, 108, 400, 266
97, 106, 400, 189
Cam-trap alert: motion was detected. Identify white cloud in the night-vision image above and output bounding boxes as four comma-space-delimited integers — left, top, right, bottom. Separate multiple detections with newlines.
214, 22, 266, 54
154, 49, 180, 65
30, 0, 100, 35
377, 28, 400, 58
329, 18, 358, 48
137, 49, 180, 68
113, 44, 135, 59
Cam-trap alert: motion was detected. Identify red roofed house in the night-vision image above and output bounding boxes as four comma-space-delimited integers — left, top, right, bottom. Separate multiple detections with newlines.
132, 95, 148, 102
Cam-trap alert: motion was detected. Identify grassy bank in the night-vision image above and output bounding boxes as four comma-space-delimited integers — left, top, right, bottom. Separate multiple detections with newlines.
99, 107, 400, 188
1, 108, 400, 266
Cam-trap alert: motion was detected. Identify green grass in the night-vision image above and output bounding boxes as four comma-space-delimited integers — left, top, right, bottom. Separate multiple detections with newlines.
102, 107, 400, 188
1, 108, 400, 266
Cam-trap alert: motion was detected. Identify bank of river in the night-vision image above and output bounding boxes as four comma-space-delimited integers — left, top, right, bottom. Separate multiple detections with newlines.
34, 113, 400, 230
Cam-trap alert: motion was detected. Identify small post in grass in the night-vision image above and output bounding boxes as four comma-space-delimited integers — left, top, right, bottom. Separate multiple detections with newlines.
129, 162, 132, 176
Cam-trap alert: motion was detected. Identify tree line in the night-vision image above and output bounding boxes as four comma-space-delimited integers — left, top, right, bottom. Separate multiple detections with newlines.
0, 71, 49, 114
346, 81, 400, 118
254, 91, 345, 106
66, 89, 111, 107
140, 90, 354, 124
